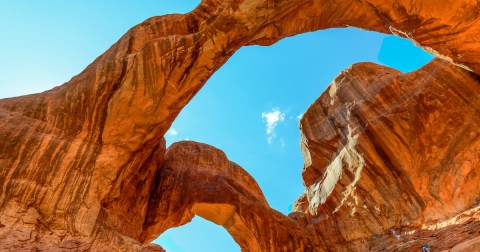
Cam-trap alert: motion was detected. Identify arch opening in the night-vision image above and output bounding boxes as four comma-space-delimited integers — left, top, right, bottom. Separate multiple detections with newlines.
158, 27, 433, 251
0, 2, 445, 251
153, 216, 241, 252
164, 27, 433, 213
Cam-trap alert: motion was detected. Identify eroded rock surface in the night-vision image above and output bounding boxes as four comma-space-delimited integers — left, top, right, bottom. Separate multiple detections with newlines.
142, 141, 313, 251
138, 59, 480, 252
297, 59, 480, 251
0, 0, 479, 251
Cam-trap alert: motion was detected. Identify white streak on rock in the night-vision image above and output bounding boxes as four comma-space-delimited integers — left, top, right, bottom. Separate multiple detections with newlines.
421, 205, 480, 231
328, 67, 351, 105
307, 126, 365, 215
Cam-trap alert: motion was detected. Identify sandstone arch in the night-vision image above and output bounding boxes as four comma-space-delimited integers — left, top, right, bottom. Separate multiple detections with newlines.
1, 0, 480, 251
141, 141, 313, 251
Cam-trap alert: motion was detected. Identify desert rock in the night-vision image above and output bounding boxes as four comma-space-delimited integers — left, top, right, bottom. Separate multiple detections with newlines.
0, 0, 479, 251
298, 59, 480, 251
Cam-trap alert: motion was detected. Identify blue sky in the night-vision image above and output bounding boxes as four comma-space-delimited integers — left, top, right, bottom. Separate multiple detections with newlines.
0, 2, 433, 252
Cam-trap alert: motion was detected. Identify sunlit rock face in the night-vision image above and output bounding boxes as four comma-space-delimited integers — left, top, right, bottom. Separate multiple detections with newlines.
0, 0, 480, 251
297, 59, 480, 251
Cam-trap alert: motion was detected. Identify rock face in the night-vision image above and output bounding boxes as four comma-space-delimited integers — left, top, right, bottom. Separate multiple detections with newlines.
0, 0, 479, 251
141, 142, 313, 251
297, 58, 480, 251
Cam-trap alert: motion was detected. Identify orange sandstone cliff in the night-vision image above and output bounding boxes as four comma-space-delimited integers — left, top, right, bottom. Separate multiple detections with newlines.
296, 59, 480, 251
0, 0, 479, 251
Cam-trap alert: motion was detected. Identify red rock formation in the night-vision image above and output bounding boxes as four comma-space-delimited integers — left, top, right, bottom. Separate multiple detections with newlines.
141, 141, 313, 251
0, 0, 479, 251
138, 59, 480, 252
297, 59, 480, 251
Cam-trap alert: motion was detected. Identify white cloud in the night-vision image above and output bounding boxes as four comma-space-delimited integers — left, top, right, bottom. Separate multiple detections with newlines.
168, 128, 178, 136
261, 108, 285, 144
297, 113, 303, 120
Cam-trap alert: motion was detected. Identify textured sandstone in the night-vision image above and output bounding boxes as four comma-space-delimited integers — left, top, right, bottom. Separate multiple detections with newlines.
142, 142, 313, 251
297, 59, 480, 251
0, 0, 479, 251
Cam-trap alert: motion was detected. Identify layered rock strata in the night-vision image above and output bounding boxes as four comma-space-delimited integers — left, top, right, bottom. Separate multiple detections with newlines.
139, 59, 480, 252
296, 58, 480, 251
0, 0, 479, 251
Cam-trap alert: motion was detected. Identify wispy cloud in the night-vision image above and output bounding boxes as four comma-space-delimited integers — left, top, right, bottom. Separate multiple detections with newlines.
168, 128, 178, 136
262, 108, 285, 144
